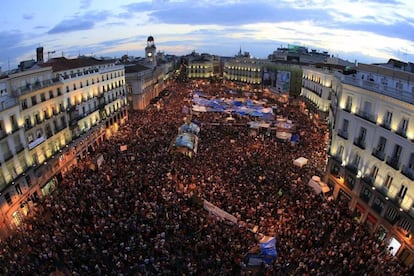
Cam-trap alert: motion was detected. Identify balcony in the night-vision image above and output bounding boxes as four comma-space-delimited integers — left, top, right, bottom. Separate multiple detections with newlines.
355, 110, 377, 124
380, 122, 392, 131
0, 130, 6, 140
337, 129, 349, 140
11, 123, 20, 133
331, 153, 342, 163
353, 137, 366, 149
25, 122, 34, 130
372, 149, 386, 161
54, 124, 67, 134
45, 130, 53, 138
69, 113, 82, 126
66, 104, 76, 112
337, 73, 414, 105
11, 78, 61, 97
386, 156, 401, 171
401, 165, 414, 180
343, 104, 352, 113
3, 150, 13, 162
361, 175, 375, 186
360, 188, 372, 204
15, 143, 25, 154
395, 128, 407, 138
345, 163, 358, 175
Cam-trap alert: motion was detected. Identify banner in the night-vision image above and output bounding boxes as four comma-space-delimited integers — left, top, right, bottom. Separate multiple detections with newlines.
259, 235, 277, 257
203, 200, 237, 224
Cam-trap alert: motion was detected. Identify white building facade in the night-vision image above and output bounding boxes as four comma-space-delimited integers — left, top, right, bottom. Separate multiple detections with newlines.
322, 61, 414, 267
0, 56, 128, 237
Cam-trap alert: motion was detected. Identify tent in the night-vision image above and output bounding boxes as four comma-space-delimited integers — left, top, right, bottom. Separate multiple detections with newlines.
276, 131, 292, 141
179, 122, 200, 135
170, 133, 199, 157
293, 157, 308, 168
308, 176, 330, 195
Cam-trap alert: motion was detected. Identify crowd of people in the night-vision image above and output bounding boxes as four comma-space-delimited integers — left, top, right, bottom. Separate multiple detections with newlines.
0, 80, 410, 275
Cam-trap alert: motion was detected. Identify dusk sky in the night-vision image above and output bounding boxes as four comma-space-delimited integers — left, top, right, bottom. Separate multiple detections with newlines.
1, 0, 413, 71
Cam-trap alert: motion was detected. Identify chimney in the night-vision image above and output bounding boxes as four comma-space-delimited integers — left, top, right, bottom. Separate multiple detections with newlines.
36, 47, 44, 63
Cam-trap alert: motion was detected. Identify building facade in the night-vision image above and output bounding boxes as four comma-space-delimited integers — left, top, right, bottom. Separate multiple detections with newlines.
309, 60, 414, 267
300, 66, 343, 122
0, 55, 128, 237
124, 36, 175, 110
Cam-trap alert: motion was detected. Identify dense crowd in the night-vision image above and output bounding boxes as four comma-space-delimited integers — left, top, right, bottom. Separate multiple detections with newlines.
0, 80, 410, 275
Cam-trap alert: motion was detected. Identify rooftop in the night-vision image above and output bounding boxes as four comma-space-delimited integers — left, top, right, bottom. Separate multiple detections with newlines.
41, 56, 116, 72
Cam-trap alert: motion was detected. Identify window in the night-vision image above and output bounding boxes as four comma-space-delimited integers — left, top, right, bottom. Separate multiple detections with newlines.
353, 154, 361, 167
361, 187, 372, 203
49, 90, 54, 99
384, 111, 392, 126
373, 197, 385, 214
21, 99, 28, 109
15, 184, 22, 195
398, 118, 409, 135
10, 115, 18, 131
341, 119, 349, 134
377, 137, 387, 152
66, 86, 69, 93
397, 185, 408, 199
345, 96, 352, 111
358, 127, 367, 142
384, 175, 393, 189
381, 77, 388, 86
40, 93, 46, 102
4, 192, 12, 206
27, 134, 34, 144
345, 174, 356, 189
335, 145, 344, 159
31, 95, 37, 105
370, 166, 379, 179
35, 113, 41, 124
24, 116, 31, 129
396, 81, 403, 90
363, 101, 372, 114
408, 153, 414, 169
392, 144, 402, 159
25, 175, 31, 187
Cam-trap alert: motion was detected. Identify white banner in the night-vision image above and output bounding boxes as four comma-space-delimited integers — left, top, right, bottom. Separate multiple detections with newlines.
203, 200, 237, 224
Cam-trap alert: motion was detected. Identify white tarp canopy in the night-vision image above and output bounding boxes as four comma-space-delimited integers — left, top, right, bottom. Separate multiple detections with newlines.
308, 176, 330, 194
192, 105, 208, 112
276, 131, 292, 140
293, 157, 308, 168
248, 121, 271, 129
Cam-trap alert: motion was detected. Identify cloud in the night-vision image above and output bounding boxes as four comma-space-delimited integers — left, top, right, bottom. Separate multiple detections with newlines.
23, 14, 34, 20
0, 31, 25, 50
80, 0, 93, 9
279, 0, 414, 26
48, 19, 94, 34
48, 11, 111, 34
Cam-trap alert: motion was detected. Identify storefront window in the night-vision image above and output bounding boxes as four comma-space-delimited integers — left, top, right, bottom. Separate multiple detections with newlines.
388, 237, 401, 256
41, 177, 57, 196
377, 225, 388, 241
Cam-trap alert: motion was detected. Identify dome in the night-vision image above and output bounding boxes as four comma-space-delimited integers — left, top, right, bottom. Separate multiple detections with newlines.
147, 36, 154, 42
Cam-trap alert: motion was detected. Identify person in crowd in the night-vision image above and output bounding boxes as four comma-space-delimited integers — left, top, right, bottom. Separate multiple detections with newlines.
0, 80, 408, 275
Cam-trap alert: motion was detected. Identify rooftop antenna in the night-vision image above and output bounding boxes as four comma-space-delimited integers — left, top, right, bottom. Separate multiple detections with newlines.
47, 51, 56, 60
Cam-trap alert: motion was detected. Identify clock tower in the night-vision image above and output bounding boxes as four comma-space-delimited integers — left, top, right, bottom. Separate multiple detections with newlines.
145, 36, 156, 67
